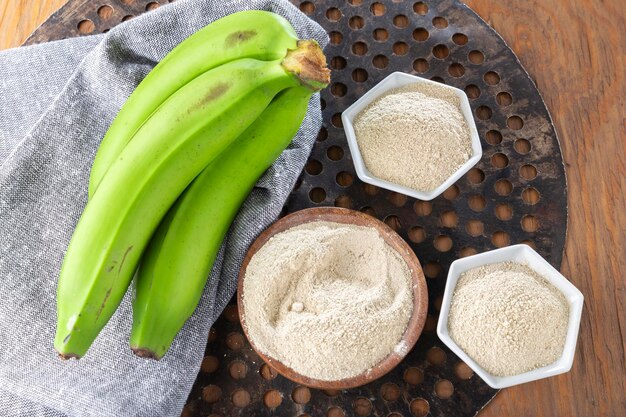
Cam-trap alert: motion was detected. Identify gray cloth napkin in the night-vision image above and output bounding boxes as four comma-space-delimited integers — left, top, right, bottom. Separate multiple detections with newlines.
0, 0, 327, 416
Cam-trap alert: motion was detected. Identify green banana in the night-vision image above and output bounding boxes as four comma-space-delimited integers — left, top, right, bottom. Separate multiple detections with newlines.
130, 87, 313, 360
55, 43, 329, 359
88, 10, 298, 199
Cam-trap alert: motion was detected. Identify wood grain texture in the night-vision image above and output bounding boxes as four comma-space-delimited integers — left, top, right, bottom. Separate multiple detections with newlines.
463, 1, 626, 416
0, 0, 624, 416
0, 0, 67, 50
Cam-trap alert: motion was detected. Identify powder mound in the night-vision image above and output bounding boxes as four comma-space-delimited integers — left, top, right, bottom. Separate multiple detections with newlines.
448, 262, 569, 377
353, 83, 472, 192
242, 221, 414, 381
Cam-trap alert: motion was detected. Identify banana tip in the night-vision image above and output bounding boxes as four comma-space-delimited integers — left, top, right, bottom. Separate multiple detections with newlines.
132, 347, 161, 360
57, 351, 81, 360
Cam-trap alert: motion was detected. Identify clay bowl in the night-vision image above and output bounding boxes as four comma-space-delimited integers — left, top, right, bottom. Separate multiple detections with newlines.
236, 206, 428, 390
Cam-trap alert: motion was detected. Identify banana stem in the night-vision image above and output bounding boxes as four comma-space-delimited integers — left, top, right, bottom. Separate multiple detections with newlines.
281, 40, 331, 92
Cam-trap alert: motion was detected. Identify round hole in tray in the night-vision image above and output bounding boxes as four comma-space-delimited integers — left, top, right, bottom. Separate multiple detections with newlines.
200, 355, 219, 373
433, 44, 449, 59
352, 41, 368, 55
495, 178, 513, 195
260, 363, 277, 380
491, 230, 510, 247
443, 184, 460, 200
410, 398, 430, 417
521, 214, 540, 232
228, 360, 247, 379
292, 386, 312, 404
440, 210, 458, 228
77, 19, 95, 34
432, 16, 448, 28
353, 397, 373, 416
352, 68, 369, 82
329, 31, 343, 44
522, 187, 540, 204
384, 215, 402, 231
413, 2, 428, 15
232, 388, 251, 407
326, 7, 342, 21
393, 14, 409, 28
331, 82, 347, 97
97, 5, 113, 20
309, 187, 326, 203
388, 192, 407, 207
507, 115, 524, 130
495, 203, 513, 221
202, 385, 222, 403
327, 407, 345, 417
349, 15, 365, 29
413, 27, 429, 41
484, 71, 500, 85
448, 63, 465, 77
485, 129, 503, 145
467, 168, 485, 184
414, 200, 433, 216
335, 195, 352, 208
393, 41, 409, 55
413, 58, 429, 73
263, 389, 282, 408
520, 164, 538, 180
374, 54, 389, 68
452, 33, 469, 45
373, 27, 389, 41
336, 171, 354, 187
455, 361, 474, 379
465, 219, 484, 236
496, 91, 513, 106
435, 379, 454, 399
408, 226, 426, 243
381, 382, 401, 401
468, 50, 484, 64
460, 247, 478, 257
404, 367, 424, 385
465, 84, 480, 99
300, 1, 315, 14
370, 2, 386, 16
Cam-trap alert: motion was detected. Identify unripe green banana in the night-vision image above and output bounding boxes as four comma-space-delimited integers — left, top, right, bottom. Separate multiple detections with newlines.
88, 10, 298, 199
55, 44, 329, 359
130, 87, 314, 360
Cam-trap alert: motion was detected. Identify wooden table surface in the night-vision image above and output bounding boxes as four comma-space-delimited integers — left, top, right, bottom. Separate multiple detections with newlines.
1, 0, 624, 416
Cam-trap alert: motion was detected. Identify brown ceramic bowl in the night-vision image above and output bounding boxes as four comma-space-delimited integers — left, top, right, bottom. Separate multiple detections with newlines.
236, 207, 428, 390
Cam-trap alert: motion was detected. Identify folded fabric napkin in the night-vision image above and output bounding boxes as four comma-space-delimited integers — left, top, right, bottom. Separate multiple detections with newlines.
0, 0, 327, 415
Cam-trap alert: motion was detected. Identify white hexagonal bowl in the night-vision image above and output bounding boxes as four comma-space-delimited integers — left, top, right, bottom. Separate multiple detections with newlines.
436, 244, 584, 389
341, 71, 482, 201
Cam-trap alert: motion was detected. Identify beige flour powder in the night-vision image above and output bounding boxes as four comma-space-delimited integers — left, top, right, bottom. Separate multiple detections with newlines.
242, 221, 414, 381
353, 83, 472, 192
448, 262, 569, 377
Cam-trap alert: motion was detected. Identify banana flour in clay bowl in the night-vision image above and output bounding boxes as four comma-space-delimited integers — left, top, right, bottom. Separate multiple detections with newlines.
237, 207, 428, 389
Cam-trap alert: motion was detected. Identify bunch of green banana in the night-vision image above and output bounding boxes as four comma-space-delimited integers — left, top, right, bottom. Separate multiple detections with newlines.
54, 10, 330, 359
88, 10, 298, 198
131, 87, 312, 359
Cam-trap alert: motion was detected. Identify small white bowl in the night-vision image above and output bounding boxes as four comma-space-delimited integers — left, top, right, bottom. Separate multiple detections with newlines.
436, 244, 584, 389
341, 71, 482, 201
